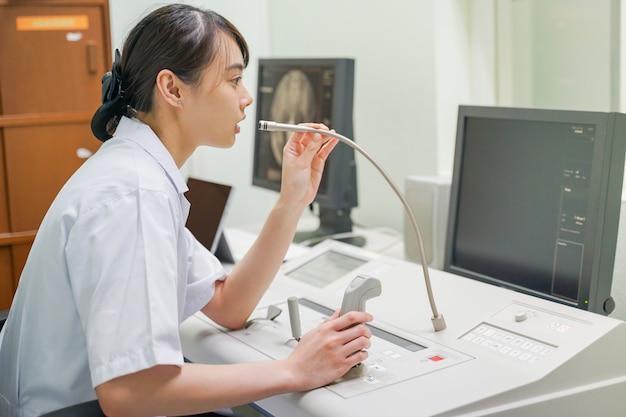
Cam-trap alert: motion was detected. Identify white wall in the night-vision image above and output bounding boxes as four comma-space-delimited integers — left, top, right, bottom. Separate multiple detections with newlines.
498, 0, 617, 111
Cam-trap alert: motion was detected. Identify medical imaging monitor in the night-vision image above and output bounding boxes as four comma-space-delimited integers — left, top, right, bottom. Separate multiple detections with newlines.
445, 106, 626, 314
252, 58, 360, 245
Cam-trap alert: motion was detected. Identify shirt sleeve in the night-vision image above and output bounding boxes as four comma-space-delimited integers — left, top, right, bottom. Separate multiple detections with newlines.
65, 189, 186, 388
181, 227, 227, 321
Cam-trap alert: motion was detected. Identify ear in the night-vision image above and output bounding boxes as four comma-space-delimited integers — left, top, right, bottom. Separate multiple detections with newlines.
154, 69, 183, 108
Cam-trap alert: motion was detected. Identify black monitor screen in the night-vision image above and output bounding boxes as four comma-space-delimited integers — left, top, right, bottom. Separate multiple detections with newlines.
185, 177, 234, 263
252, 58, 359, 243
445, 106, 626, 314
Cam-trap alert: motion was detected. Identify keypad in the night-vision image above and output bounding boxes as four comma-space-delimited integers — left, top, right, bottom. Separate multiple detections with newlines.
460, 323, 555, 364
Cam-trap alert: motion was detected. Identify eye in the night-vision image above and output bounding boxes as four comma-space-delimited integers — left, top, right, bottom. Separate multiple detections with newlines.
232, 76, 243, 86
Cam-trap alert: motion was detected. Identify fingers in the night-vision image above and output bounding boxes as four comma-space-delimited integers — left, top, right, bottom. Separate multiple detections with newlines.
287, 310, 374, 390
340, 323, 372, 353
325, 309, 341, 321
283, 130, 323, 165
298, 132, 325, 161
316, 137, 339, 162
323, 311, 373, 359
286, 123, 335, 155
278, 121, 339, 207
327, 310, 373, 330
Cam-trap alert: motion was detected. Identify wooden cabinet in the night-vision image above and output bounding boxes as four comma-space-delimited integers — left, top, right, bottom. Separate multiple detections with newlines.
0, 0, 111, 309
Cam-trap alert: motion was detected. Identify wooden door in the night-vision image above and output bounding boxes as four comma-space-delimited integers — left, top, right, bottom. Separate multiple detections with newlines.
0, 1, 110, 309
4, 122, 99, 231
0, 5, 106, 114
0, 130, 13, 308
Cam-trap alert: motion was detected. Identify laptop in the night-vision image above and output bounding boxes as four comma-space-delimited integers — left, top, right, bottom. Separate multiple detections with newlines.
185, 177, 234, 264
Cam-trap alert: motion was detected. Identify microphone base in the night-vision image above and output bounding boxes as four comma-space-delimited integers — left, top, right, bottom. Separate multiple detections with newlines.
432, 314, 447, 332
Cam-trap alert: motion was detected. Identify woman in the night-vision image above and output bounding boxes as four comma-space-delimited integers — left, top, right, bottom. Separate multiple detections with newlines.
0, 4, 372, 417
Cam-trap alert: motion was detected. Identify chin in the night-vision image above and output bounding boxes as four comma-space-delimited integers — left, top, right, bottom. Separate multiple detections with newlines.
200, 134, 235, 149
219, 136, 236, 149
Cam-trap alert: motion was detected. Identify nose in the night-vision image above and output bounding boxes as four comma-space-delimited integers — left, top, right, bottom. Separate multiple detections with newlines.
241, 85, 253, 108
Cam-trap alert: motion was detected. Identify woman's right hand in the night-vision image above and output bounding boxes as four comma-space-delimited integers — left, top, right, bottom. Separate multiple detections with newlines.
284, 309, 373, 391
278, 123, 338, 209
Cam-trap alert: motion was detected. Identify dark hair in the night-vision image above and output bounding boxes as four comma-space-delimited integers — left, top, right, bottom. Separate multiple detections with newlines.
91, 3, 249, 142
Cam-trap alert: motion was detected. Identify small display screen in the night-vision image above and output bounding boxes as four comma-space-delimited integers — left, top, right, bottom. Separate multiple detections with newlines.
286, 250, 368, 288
299, 298, 426, 352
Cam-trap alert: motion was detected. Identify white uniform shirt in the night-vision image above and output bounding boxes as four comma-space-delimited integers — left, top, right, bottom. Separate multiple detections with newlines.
0, 117, 226, 417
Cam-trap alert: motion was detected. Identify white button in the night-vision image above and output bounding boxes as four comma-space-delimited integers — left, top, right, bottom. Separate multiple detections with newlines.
509, 349, 522, 358
521, 341, 534, 350
515, 311, 528, 322
369, 363, 386, 372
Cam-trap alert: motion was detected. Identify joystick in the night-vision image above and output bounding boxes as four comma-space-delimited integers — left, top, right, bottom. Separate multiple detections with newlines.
340, 275, 382, 315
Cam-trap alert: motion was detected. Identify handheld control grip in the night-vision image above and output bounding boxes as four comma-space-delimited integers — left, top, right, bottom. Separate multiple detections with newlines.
340, 275, 382, 315
287, 296, 302, 341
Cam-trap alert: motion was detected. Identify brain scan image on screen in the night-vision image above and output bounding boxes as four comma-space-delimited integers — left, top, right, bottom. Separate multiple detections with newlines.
253, 58, 358, 243
269, 69, 316, 166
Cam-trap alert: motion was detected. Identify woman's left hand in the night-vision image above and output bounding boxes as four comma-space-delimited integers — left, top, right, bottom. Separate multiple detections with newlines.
278, 123, 339, 207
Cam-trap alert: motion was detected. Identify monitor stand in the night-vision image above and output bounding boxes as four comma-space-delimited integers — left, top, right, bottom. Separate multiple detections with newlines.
294, 206, 366, 247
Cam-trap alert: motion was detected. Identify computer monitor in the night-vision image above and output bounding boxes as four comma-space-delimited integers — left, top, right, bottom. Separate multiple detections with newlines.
252, 58, 361, 245
185, 177, 234, 263
444, 105, 626, 315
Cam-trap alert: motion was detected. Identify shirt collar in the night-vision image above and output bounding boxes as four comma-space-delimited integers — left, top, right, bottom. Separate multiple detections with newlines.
113, 116, 188, 194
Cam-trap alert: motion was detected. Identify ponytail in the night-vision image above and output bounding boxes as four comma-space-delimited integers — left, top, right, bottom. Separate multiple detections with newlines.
90, 49, 136, 142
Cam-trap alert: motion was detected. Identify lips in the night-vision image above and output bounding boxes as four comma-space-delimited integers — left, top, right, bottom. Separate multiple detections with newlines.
236, 115, 246, 134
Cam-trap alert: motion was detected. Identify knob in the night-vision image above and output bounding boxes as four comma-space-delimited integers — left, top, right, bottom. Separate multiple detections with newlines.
514, 311, 528, 322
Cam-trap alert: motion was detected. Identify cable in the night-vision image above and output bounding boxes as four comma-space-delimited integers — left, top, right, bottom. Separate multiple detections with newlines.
258, 121, 447, 332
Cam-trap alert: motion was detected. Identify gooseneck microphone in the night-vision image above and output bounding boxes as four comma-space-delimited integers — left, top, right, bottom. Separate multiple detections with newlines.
258, 120, 447, 332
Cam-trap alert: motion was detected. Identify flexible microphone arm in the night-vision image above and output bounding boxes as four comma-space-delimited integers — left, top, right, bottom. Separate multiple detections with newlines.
258, 120, 447, 332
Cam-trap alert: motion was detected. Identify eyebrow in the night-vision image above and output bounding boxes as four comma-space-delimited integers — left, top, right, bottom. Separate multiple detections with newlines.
226, 63, 245, 72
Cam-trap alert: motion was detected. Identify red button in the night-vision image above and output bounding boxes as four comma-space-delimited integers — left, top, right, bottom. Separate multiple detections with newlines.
429, 355, 445, 362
